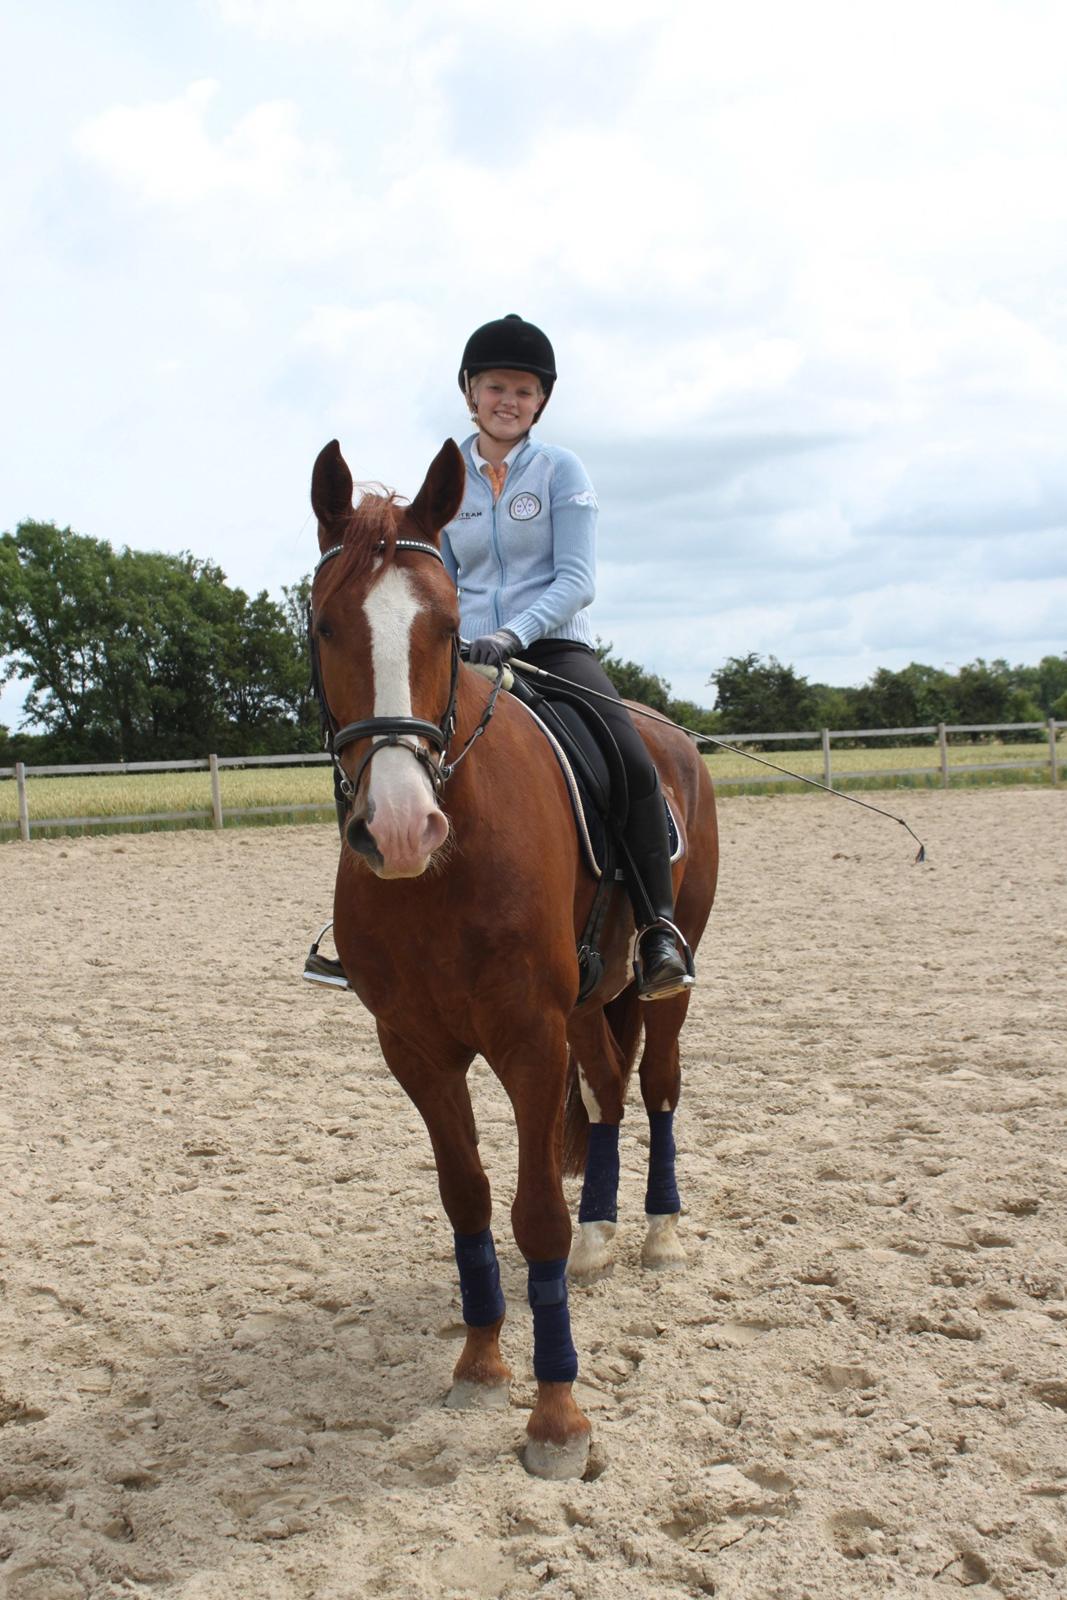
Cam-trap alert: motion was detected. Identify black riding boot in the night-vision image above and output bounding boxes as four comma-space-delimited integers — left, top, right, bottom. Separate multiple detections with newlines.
622, 776, 695, 1001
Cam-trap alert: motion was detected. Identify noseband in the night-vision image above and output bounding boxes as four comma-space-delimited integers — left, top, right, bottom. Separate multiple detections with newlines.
308, 537, 503, 805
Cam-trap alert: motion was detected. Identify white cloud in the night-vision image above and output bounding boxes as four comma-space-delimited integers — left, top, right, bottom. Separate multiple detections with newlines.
212, 0, 660, 41
212, 0, 406, 39
72, 80, 377, 265
2, 0, 1062, 721
295, 299, 447, 446
74, 80, 333, 206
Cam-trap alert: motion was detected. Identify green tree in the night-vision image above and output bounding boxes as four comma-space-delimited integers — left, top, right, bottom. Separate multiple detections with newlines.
664, 698, 721, 737
853, 662, 955, 739
708, 653, 818, 739
595, 640, 671, 712
0, 521, 120, 755
953, 658, 1016, 726
1, 521, 313, 760
1028, 653, 1067, 717
213, 586, 316, 753
809, 682, 863, 735
279, 576, 320, 748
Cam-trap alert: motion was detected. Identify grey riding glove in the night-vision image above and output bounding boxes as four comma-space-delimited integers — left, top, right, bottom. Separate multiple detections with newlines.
468, 628, 521, 669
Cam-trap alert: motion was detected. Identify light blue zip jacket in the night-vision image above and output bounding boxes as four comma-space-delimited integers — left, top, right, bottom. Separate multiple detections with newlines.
441, 433, 598, 649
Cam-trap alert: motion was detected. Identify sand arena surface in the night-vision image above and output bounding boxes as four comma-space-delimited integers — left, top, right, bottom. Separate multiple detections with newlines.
1, 788, 1065, 1599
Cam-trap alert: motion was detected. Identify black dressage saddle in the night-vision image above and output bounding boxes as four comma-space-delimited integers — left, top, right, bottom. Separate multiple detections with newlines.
501, 666, 681, 1002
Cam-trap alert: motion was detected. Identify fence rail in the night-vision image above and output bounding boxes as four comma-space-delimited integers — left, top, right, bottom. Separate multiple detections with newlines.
709, 718, 1064, 791
2, 719, 1063, 840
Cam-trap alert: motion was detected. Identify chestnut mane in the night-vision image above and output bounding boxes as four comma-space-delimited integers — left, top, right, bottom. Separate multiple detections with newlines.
315, 487, 406, 607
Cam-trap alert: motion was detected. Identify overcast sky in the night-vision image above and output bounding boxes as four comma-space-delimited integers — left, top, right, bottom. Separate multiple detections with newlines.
2, 0, 1065, 727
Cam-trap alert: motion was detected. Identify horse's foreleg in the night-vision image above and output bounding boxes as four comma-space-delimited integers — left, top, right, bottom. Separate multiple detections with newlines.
376, 1025, 511, 1407
496, 1028, 591, 1480
446, 1228, 509, 1409
637, 994, 689, 1270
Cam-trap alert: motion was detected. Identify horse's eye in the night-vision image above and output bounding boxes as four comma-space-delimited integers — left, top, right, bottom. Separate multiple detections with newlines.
316, 622, 333, 640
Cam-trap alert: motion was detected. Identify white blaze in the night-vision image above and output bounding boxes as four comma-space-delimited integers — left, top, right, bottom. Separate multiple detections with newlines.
361, 565, 447, 875
365, 564, 420, 715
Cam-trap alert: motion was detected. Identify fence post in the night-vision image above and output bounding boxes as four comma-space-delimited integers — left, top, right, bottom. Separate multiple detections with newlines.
16, 761, 30, 842
938, 722, 949, 787
1050, 719, 1060, 788
209, 754, 223, 830
821, 728, 832, 788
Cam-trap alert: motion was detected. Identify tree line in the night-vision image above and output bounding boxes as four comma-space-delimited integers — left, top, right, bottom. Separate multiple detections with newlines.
606, 648, 1067, 748
0, 521, 315, 763
1, 520, 1064, 764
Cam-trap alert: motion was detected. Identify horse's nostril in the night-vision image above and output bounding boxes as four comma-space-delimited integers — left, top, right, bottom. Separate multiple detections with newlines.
424, 810, 450, 853
346, 818, 382, 865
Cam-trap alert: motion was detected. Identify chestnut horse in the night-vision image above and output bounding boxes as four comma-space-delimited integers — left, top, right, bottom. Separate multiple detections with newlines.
309, 438, 718, 1479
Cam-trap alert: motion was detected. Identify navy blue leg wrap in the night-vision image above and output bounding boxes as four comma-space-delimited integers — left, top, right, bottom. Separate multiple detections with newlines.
578, 1122, 620, 1223
527, 1259, 578, 1384
645, 1109, 681, 1215
454, 1227, 505, 1328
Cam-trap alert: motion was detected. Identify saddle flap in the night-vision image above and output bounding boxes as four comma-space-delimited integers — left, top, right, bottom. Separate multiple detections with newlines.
507, 673, 629, 829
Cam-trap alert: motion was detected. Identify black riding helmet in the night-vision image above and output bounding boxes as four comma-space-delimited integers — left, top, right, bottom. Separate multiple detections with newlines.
459, 313, 556, 420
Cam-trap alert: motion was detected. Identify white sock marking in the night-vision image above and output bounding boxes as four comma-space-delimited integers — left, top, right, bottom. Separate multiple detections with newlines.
577, 1066, 603, 1122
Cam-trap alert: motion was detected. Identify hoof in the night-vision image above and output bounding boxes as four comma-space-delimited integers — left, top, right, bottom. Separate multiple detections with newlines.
445, 1379, 510, 1411
523, 1431, 591, 1480
642, 1211, 686, 1270
568, 1220, 617, 1284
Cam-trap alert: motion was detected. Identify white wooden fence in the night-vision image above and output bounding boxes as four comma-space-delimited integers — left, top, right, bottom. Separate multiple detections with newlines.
710, 718, 1064, 789
1, 720, 1063, 841
1, 751, 334, 842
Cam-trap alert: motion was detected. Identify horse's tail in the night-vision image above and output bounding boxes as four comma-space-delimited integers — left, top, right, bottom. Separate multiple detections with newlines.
562, 986, 644, 1177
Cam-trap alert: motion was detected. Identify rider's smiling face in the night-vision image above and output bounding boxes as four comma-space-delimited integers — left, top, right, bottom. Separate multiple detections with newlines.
470, 369, 543, 445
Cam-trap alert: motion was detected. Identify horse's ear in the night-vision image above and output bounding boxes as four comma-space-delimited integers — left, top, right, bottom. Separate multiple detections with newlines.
407, 439, 466, 543
311, 440, 354, 550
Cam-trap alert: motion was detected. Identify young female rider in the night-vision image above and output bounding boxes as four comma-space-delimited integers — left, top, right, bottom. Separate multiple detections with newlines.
448, 313, 693, 1001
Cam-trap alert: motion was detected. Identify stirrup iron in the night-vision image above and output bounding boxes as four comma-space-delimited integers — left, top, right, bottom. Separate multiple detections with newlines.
632, 918, 695, 1001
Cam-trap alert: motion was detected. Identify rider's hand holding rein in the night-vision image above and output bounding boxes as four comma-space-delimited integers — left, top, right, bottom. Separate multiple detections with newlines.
468, 628, 521, 669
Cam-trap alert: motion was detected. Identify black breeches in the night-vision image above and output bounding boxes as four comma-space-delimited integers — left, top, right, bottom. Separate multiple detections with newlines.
521, 639, 659, 801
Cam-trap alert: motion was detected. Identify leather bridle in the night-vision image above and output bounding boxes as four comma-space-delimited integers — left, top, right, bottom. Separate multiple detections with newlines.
308, 537, 503, 806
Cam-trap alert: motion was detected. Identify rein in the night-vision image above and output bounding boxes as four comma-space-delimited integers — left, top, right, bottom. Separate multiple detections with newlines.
308, 537, 503, 804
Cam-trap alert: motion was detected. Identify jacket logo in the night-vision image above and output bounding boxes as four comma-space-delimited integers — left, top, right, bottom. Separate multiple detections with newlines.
457, 510, 483, 519
509, 492, 541, 521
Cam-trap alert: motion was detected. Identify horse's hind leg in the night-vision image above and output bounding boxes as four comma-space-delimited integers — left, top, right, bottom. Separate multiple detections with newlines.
376, 1025, 511, 1409
637, 992, 689, 1269
566, 989, 641, 1284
